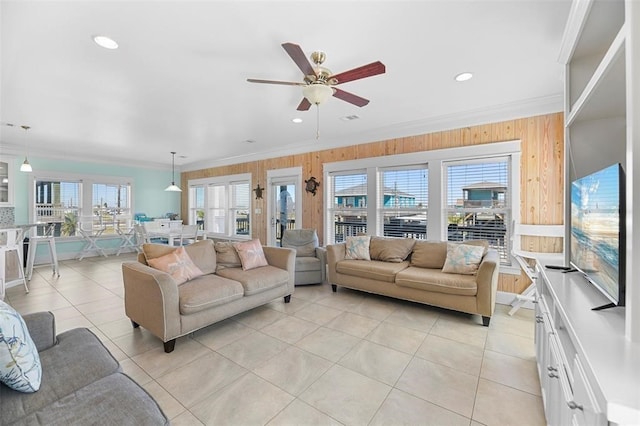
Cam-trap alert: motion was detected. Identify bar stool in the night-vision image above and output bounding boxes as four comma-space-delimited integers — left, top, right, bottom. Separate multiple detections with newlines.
26, 224, 60, 282
0, 228, 28, 298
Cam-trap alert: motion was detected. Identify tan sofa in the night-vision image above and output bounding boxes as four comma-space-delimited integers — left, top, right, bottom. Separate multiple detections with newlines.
122, 240, 295, 352
327, 238, 499, 326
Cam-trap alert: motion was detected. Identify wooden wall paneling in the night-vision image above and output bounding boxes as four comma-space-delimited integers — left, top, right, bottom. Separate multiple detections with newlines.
180, 112, 564, 293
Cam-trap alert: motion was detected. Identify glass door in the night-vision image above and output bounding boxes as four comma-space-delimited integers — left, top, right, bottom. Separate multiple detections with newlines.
272, 181, 296, 246
267, 167, 302, 246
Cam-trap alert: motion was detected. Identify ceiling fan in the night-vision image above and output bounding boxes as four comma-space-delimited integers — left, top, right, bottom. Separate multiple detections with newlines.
247, 42, 386, 111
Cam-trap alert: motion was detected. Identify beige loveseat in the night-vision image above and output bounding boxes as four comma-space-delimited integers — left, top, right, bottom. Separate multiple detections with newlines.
122, 240, 295, 352
327, 238, 499, 326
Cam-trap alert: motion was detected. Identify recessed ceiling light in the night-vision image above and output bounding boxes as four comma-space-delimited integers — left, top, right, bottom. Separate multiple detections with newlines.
93, 35, 118, 50
454, 72, 473, 82
292, 118, 303, 124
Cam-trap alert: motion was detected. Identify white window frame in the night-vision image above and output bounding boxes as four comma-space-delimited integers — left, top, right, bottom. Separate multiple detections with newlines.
324, 140, 521, 272
28, 171, 134, 238
326, 169, 368, 243
187, 173, 252, 240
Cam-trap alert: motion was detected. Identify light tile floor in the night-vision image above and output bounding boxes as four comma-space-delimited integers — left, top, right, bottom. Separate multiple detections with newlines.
5, 254, 545, 426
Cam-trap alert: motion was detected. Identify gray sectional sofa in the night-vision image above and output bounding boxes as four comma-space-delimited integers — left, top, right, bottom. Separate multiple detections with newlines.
0, 311, 168, 425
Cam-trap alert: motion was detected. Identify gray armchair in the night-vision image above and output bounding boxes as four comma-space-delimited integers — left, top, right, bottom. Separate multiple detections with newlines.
281, 229, 326, 285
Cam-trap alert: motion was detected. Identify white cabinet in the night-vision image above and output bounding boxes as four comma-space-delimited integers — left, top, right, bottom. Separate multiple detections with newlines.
534, 257, 640, 425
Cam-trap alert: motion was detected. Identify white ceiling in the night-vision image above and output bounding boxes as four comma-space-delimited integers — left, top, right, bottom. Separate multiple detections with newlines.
0, 0, 571, 172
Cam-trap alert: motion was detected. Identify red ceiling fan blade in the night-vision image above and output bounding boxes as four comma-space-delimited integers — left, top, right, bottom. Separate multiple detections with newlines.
282, 43, 316, 77
297, 98, 312, 111
247, 78, 304, 86
332, 88, 370, 107
329, 61, 386, 85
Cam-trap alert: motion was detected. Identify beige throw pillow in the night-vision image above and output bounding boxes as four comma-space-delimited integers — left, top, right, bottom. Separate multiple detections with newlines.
215, 241, 243, 270
234, 239, 269, 270
369, 237, 415, 263
147, 246, 204, 285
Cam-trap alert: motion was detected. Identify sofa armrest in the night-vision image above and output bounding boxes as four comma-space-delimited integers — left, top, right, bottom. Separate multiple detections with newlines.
23, 311, 56, 351
476, 249, 500, 317
263, 246, 296, 291
315, 247, 327, 282
326, 243, 346, 284
121, 261, 182, 342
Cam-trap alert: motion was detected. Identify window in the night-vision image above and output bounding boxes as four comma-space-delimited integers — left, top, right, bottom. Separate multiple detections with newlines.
187, 173, 252, 239
324, 141, 520, 268
379, 166, 428, 239
30, 173, 133, 238
231, 181, 250, 236
207, 184, 227, 234
189, 185, 205, 230
444, 158, 511, 263
35, 179, 82, 236
328, 171, 367, 243
92, 183, 131, 234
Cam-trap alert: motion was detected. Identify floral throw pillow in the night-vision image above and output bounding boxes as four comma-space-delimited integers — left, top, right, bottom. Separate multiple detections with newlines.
0, 300, 42, 393
442, 243, 485, 275
147, 246, 204, 285
344, 236, 371, 260
234, 239, 269, 271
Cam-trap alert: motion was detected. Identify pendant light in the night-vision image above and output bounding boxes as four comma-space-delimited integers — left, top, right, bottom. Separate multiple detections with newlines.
164, 151, 181, 192
19, 125, 33, 172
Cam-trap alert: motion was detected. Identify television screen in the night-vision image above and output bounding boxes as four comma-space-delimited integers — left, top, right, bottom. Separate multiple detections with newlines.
570, 163, 625, 308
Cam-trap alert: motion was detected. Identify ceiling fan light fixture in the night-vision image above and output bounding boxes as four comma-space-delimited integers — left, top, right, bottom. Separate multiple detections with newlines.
302, 84, 333, 105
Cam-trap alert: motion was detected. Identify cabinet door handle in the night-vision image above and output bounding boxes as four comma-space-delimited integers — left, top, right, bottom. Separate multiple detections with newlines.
548, 372, 559, 378
547, 365, 558, 372
567, 401, 583, 411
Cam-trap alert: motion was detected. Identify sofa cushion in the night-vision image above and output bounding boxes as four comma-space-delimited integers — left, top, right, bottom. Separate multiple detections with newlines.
215, 241, 242, 270
147, 246, 204, 285
410, 239, 489, 269
0, 300, 42, 393
0, 328, 120, 424
395, 267, 478, 296
410, 241, 447, 269
295, 256, 322, 272
16, 373, 168, 425
142, 241, 217, 275
369, 237, 415, 263
336, 260, 409, 283
184, 239, 217, 275
178, 274, 244, 315
234, 239, 269, 270
442, 243, 485, 275
216, 265, 289, 296
345, 236, 371, 260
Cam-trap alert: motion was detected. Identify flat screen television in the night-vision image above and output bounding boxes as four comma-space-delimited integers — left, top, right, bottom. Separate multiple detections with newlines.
570, 163, 626, 310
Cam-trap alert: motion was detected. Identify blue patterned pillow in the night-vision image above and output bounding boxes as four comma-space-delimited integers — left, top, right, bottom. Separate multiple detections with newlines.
0, 300, 42, 392
344, 236, 371, 260
442, 243, 485, 275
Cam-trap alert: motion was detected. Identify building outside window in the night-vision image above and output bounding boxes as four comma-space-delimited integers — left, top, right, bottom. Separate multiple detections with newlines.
444, 158, 511, 263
